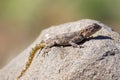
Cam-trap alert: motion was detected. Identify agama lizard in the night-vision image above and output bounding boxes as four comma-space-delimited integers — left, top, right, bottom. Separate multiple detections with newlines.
16, 23, 101, 80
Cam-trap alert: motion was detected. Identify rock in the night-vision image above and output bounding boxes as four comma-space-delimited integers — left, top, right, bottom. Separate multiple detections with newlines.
0, 19, 120, 80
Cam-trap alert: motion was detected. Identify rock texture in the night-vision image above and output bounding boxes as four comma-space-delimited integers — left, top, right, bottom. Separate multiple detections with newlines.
0, 19, 120, 80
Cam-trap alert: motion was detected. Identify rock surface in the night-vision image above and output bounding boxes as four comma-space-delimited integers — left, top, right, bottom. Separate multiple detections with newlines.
0, 19, 120, 80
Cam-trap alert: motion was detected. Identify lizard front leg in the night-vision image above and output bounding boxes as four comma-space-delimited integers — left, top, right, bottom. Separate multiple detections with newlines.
69, 36, 84, 48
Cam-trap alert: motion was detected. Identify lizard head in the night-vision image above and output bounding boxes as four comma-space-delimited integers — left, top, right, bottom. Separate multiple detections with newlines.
81, 23, 102, 37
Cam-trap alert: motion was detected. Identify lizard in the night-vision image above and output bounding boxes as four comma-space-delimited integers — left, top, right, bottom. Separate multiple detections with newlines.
16, 23, 102, 80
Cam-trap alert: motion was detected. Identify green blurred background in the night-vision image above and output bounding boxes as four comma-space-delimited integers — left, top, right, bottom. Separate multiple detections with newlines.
0, 0, 120, 68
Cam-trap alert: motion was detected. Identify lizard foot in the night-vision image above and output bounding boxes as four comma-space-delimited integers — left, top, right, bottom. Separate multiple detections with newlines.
73, 45, 84, 48
42, 48, 51, 57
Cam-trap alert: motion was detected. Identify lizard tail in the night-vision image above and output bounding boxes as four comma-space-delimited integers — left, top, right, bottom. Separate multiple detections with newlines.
16, 43, 46, 80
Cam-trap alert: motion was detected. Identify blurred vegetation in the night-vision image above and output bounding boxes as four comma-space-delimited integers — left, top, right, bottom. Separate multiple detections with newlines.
0, 0, 120, 68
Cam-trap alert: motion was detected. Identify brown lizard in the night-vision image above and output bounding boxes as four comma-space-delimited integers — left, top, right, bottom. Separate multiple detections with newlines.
16, 23, 102, 80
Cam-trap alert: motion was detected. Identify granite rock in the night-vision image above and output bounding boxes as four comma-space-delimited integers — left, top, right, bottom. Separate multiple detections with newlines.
0, 19, 120, 80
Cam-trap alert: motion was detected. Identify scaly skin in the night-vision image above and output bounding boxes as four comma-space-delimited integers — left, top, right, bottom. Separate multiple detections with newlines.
16, 23, 101, 80
16, 43, 45, 80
